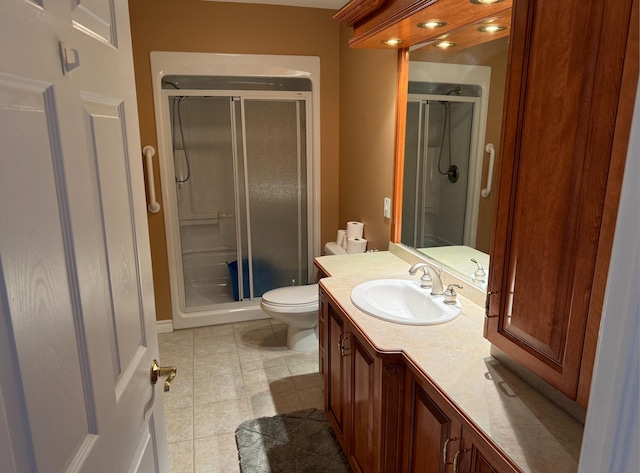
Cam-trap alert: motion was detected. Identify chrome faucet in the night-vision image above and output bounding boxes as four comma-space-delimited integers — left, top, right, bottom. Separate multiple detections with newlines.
408, 262, 445, 296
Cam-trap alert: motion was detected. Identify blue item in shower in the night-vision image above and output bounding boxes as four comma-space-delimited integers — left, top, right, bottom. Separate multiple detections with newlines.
227, 259, 276, 301
227, 260, 250, 301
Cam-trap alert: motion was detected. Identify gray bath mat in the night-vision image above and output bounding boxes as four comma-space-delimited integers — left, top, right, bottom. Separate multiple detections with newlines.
235, 408, 352, 473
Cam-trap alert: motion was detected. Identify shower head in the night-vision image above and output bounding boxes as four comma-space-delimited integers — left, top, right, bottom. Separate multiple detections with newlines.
163, 80, 180, 89
446, 86, 462, 96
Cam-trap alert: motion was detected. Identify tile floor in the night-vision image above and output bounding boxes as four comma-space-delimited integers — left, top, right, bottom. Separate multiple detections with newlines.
158, 319, 324, 473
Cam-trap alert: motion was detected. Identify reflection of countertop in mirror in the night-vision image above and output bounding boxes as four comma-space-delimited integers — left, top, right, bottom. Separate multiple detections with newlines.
419, 245, 490, 287
315, 250, 582, 473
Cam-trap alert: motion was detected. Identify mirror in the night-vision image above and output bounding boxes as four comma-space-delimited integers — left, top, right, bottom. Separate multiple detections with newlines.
394, 10, 511, 290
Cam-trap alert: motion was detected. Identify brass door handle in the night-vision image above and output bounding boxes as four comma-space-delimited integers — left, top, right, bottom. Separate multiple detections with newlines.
151, 359, 177, 392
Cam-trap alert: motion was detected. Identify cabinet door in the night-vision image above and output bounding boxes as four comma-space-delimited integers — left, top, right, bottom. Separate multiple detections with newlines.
319, 289, 326, 380
326, 299, 348, 442
347, 331, 378, 473
486, 0, 636, 403
403, 374, 461, 473
458, 429, 518, 473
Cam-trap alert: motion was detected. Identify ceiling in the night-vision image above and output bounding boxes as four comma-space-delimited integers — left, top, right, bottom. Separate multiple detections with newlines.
203, 0, 348, 9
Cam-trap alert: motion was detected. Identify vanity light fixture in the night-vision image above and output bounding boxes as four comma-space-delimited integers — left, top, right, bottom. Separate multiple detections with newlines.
435, 40, 456, 49
478, 24, 507, 33
470, 0, 505, 4
381, 38, 404, 46
418, 20, 447, 29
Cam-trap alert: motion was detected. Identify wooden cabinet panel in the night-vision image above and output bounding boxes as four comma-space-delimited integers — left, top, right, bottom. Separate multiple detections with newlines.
474, 453, 499, 473
458, 427, 519, 473
348, 333, 377, 473
403, 369, 520, 473
403, 374, 461, 473
485, 0, 636, 404
319, 290, 325, 380
326, 301, 347, 442
320, 287, 406, 473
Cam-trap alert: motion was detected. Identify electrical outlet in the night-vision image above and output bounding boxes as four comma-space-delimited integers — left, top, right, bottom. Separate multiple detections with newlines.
383, 197, 391, 219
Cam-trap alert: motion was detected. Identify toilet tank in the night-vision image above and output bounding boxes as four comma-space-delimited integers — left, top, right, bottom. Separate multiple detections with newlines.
323, 242, 346, 255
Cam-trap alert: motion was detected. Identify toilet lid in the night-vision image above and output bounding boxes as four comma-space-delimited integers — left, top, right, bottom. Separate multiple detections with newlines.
261, 283, 319, 307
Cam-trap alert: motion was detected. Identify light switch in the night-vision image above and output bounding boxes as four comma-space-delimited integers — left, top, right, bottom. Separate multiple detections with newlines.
383, 197, 391, 219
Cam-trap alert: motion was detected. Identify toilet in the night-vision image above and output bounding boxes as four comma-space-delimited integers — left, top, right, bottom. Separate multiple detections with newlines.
260, 242, 345, 351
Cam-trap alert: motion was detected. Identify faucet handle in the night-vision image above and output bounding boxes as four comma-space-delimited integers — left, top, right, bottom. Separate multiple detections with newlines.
443, 284, 463, 305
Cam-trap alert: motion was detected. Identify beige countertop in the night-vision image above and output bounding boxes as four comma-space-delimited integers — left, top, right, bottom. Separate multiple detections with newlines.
315, 250, 583, 473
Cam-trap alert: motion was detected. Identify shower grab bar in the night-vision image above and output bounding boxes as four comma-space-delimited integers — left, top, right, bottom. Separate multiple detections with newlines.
143, 145, 161, 213
481, 143, 496, 198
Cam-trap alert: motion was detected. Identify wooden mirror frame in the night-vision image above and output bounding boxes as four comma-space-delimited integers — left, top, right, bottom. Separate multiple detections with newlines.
390, 48, 409, 243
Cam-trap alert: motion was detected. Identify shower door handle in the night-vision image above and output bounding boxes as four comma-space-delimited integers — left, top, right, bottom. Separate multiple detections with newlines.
481, 143, 495, 198
143, 145, 161, 213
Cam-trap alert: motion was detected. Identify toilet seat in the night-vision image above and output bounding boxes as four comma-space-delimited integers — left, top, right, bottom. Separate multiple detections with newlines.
260, 284, 319, 313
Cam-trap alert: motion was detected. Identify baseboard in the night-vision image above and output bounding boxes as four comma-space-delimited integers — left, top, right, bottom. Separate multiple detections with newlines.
156, 319, 174, 334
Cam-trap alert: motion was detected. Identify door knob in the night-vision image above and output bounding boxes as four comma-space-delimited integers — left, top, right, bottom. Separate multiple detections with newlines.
151, 359, 177, 392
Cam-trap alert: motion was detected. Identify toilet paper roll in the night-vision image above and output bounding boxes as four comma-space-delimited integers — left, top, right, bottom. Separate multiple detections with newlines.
346, 237, 367, 254
336, 229, 347, 247
346, 221, 364, 240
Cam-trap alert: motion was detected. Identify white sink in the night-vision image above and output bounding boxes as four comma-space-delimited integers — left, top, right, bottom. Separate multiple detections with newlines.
350, 279, 461, 326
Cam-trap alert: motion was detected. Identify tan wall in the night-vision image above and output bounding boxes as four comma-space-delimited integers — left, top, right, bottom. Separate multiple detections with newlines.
338, 26, 398, 251
128, 0, 340, 321
410, 37, 509, 253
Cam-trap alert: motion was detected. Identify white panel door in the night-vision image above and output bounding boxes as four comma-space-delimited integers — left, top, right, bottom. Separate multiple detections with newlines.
0, 1, 169, 472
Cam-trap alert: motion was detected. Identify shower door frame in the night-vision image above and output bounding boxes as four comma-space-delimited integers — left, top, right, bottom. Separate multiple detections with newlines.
407, 93, 482, 247
150, 52, 321, 329
407, 61, 492, 250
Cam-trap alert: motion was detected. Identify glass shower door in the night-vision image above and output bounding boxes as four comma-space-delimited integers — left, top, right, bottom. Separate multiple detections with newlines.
403, 98, 475, 248
167, 92, 311, 311
241, 98, 309, 297
171, 96, 240, 309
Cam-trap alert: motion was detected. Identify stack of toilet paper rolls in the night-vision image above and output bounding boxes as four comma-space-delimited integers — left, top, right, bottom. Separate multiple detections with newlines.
336, 221, 367, 254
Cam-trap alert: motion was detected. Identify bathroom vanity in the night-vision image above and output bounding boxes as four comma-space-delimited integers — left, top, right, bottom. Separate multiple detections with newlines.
335, 0, 637, 409
319, 0, 637, 471
315, 249, 583, 473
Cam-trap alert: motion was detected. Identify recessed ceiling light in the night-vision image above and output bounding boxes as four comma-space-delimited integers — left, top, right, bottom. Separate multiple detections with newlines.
470, 0, 505, 4
381, 38, 404, 46
418, 20, 447, 29
435, 41, 456, 49
478, 24, 507, 33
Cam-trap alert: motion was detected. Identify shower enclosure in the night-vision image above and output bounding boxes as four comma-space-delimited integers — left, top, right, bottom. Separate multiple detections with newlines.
402, 81, 484, 248
155, 70, 316, 328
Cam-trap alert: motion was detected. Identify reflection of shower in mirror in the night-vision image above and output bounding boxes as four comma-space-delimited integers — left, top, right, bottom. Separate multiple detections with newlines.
402, 63, 491, 250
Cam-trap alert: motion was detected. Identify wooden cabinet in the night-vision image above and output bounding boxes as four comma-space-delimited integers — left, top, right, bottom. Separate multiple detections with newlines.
403, 372, 461, 472
320, 286, 405, 473
320, 286, 520, 473
403, 368, 520, 473
337, 0, 638, 407
484, 0, 637, 406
